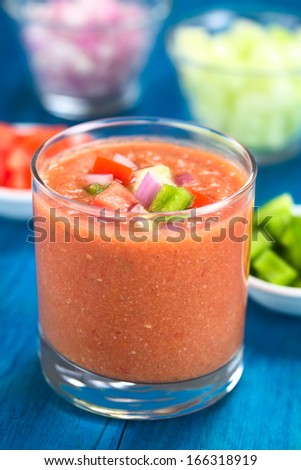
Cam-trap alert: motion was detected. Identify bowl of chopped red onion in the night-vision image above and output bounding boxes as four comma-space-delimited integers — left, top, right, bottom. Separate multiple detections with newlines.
5, 0, 170, 120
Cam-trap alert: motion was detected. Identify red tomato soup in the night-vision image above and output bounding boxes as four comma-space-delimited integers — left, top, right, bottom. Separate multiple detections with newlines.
34, 140, 253, 383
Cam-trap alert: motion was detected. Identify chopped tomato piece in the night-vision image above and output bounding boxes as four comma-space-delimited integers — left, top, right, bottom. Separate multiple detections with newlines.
186, 188, 216, 209
91, 181, 137, 211
5, 147, 31, 189
5, 170, 31, 190
92, 156, 133, 185
6, 147, 30, 171
5, 145, 32, 189
0, 123, 16, 153
0, 153, 6, 186
0, 123, 70, 189
0, 123, 16, 186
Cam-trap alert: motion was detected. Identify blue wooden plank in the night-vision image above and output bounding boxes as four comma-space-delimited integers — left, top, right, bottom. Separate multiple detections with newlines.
94, 419, 127, 451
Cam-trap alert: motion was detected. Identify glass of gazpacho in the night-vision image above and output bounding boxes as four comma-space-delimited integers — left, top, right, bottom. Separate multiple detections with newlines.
31, 117, 256, 419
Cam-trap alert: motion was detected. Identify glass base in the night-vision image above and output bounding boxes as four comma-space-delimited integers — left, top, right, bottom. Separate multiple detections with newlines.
39, 83, 140, 120
40, 336, 243, 420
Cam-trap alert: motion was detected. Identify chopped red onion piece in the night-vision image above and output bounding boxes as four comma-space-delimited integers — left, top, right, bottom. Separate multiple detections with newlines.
175, 173, 195, 186
134, 172, 161, 208
113, 153, 137, 170
81, 174, 113, 186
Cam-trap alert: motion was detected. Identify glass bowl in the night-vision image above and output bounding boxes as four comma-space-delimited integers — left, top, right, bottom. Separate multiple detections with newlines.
167, 6, 301, 165
5, 0, 170, 120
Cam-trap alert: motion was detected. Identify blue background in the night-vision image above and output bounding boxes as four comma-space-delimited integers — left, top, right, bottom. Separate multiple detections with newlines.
0, 0, 301, 450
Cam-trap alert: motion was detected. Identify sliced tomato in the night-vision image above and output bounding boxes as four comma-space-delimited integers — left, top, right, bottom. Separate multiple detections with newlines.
92, 156, 133, 185
91, 181, 137, 211
186, 188, 216, 209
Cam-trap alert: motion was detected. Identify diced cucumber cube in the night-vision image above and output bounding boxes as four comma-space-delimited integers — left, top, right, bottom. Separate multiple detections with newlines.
250, 230, 274, 260
254, 193, 293, 241
149, 184, 194, 212
279, 219, 301, 270
292, 216, 301, 230
85, 183, 107, 195
253, 249, 298, 286
292, 278, 301, 288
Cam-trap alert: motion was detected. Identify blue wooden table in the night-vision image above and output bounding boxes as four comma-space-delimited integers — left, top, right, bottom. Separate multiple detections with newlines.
1, 0, 301, 450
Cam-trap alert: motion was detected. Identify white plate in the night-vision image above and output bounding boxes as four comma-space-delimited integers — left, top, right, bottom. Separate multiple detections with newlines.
248, 204, 301, 316
0, 187, 32, 221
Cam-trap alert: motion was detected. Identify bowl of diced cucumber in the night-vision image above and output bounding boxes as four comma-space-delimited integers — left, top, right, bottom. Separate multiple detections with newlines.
249, 194, 301, 315
167, 7, 301, 165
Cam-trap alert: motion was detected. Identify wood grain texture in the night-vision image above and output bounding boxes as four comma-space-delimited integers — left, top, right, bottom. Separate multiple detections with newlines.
1, 0, 301, 451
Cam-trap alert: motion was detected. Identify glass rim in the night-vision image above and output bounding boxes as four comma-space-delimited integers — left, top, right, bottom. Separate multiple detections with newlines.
167, 5, 301, 77
4, 0, 171, 32
31, 116, 257, 218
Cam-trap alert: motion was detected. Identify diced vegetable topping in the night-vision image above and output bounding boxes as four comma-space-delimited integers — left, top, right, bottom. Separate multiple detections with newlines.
149, 184, 194, 212
251, 193, 301, 288
85, 183, 108, 196
91, 181, 137, 211
186, 188, 215, 209
81, 174, 113, 187
80, 158, 217, 213
113, 154, 138, 170
92, 156, 133, 184
134, 172, 161, 208
130, 165, 174, 193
